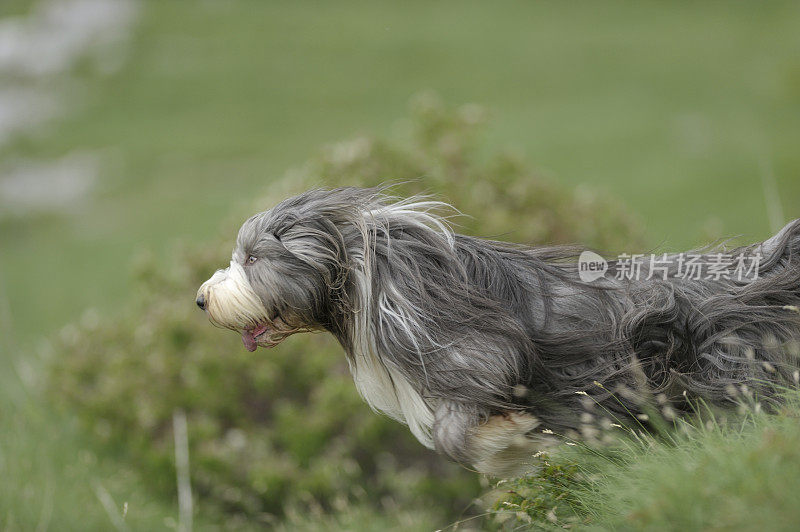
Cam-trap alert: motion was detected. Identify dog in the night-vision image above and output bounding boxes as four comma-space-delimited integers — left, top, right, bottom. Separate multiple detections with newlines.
196, 187, 800, 476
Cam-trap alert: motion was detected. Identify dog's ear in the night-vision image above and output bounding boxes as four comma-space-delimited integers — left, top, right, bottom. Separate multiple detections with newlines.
277, 217, 348, 291
271, 211, 300, 238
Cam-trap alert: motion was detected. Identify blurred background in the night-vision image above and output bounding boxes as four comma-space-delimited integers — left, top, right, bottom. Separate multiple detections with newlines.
0, 0, 798, 530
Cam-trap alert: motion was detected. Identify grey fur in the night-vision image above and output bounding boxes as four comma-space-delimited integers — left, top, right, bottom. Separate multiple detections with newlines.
200, 186, 800, 468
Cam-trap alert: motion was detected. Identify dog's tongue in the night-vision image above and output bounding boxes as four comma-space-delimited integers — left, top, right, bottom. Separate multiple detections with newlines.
241, 330, 258, 352
242, 323, 272, 352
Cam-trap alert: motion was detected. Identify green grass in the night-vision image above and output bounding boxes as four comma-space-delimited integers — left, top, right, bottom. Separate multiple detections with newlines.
491, 399, 800, 530
1, 1, 800, 529
0, 388, 182, 530
0, 335, 218, 530
593, 413, 800, 530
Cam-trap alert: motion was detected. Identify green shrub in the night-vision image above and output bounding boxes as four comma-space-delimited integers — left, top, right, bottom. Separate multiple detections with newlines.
490, 457, 584, 529
47, 95, 643, 527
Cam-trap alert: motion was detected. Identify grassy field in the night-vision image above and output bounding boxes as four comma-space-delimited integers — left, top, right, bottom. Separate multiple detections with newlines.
1, 1, 799, 529
488, 393, 800, 530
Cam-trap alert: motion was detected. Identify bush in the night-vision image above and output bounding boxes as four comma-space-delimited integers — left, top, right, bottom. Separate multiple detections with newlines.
47, 94, 643, 528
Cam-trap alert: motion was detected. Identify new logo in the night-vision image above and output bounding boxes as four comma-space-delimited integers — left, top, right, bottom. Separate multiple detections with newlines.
578, 251, 608, 283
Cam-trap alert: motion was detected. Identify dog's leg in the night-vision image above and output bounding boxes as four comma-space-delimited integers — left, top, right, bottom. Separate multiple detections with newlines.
432, 401, 481, 464
433, 402, 544, 477
468, 412, 544, 477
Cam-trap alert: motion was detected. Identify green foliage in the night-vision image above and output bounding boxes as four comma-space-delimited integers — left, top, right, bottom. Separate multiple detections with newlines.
487, 397, 800, 531
589, 406, 800, 531
491, 457, 583, 530
46, 98, 643, 527
1, 1, 795, 529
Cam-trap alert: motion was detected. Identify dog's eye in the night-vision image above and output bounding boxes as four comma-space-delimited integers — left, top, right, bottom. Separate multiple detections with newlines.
246, 255, 258, 265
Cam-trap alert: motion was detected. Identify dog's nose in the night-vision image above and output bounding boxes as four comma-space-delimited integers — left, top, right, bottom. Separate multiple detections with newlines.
196, 293, 206, 310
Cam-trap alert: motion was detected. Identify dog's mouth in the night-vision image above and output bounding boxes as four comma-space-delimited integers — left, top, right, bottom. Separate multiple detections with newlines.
241, 321, 282, 351
240, 315, 307, 352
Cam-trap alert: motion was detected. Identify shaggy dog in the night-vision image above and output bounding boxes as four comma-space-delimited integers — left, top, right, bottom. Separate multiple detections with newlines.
196, 187, 800, 476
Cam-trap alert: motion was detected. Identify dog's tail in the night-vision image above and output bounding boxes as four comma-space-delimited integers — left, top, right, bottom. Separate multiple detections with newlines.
761, 218, 800, 262
743, 219, 800, 297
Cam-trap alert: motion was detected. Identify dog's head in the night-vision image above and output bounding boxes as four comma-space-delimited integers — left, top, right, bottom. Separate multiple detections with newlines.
196, 188, 366, 351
